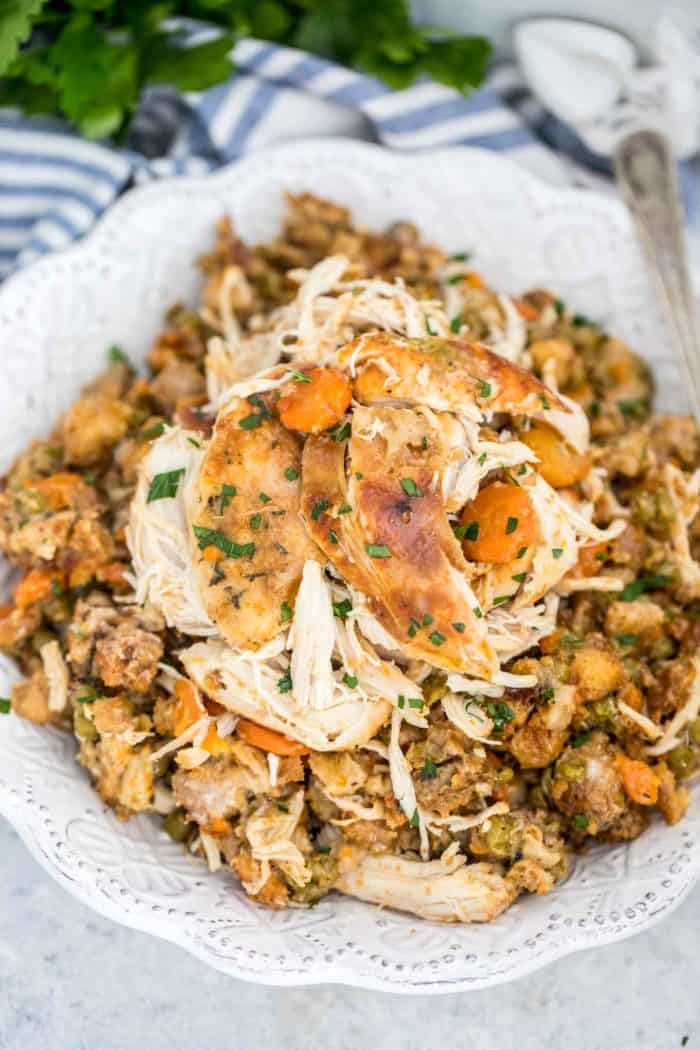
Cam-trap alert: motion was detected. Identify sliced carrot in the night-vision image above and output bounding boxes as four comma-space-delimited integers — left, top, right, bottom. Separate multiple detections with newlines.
576, 541, 609, 578
14, 569, 64, 609
615, 754, 660, 806
514, 299, 540, 322
173, 679, 206, 736
277, 367, 352, 435
236, 717, 309, 756
202, 818, 232, 837
200, 724, 233, 756
26, 472, 85, 510
464, 271, 484, 289
521, 421, 591, 488
460, 482, 537, 564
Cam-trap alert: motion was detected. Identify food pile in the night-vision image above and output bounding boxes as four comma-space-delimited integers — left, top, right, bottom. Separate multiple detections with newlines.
1, 194, 698, 923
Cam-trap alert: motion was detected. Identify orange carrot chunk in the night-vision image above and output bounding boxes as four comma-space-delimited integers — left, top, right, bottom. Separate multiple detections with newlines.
521, 421, 591, 488
277, 367, 352, 435
615, 754, 660, 806
236, 717, 309, 756
173, 679, 206, 736
14, 569, 64, 609
459, 482, 537, 564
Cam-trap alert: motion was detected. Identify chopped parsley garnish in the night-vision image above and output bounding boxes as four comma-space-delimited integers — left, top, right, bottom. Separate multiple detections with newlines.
284, 467, 298, 482
328, 529, 339, 545
573, 814, 590, 829
572, 313, 596, 328
518, 464, 527, 476
422, 614, 433, 626
486, 701, 515, 732
51, 577, 64, 597
0, 698, 10, 714
505, 516, 518, 534
147, 468, 185, 503
259, 492, 271, 504
343, 673, 358, 689
540, 392, 550, 410
616, 634, 639, 647
409, 809, 420, 828
108, 344, 131, 366
552, 547, 563, 559
516, 546, 528, 559
425, 316, 438, 336
333, 598, 352, 621
142, 422, 165, 440
421, 437, 428, 450
473, 606, 483, 618
338, 504, 352, 515
511, 572, 526, 584
400, 477, 423, 498
620, 574, 668, 601
75, 686, 98, 704
478, 452, 487, 466
277, 671, 293, 694
249, 513, 262, 530
366, 543, 391, 558
193, 526, 255, 560
220, 483, 237, 510
572, 731, 592, 748
618, 399, 646, 419
239, 413, 263, 430
354, 472, 363, 481
311, 499, 330, 521
493, 594, 513, 606
408, 617, 421, 638
541, 688, 555, 702
447, 273, 465, 285
422, 758, 438, 780
428, 631, 446, 646
287, 369, 311, 383
455, 520, 478, 542
450, 314, 462, 333
471, 375, 492, 398
276, 803, 289, 813
280, 601, 292, 623
187, 437, 201, 448
554, 298, 565, 318
329, 420, 351, 441
408, 697, 424, 709
504, 469, 520, 487
452, 621, 465, 633
449, 252, 471, 262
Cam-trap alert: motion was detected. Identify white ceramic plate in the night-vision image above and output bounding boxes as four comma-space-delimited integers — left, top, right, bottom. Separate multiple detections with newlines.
1, 139, 698, 993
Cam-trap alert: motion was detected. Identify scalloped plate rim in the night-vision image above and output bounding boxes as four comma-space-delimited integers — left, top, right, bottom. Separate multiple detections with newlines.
0, 136, 694, 993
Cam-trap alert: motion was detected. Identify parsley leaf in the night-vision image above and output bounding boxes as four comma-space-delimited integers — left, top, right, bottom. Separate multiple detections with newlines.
400, 477, 423, 498
192, 526, 255, 560
366, 543, 391, 558
620, 574, 668, 601
146, 468, 184, 503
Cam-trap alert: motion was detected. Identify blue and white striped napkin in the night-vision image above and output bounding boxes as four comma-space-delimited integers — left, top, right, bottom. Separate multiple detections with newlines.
0, 35, 692, 281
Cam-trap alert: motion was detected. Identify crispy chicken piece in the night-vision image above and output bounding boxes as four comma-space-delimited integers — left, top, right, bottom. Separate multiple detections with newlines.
301, 405, 495, 677
339, 333, 588, 452
189, 393, 317, 650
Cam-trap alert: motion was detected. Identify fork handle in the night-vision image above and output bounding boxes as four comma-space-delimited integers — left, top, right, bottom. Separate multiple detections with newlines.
614, 129, 700, 422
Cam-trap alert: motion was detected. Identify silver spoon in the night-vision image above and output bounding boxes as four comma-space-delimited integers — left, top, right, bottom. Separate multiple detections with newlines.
614, 129, 700, 421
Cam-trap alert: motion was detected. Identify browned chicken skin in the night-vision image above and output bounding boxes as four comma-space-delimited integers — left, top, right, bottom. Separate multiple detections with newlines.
301, 405, 495, 677
190, 392, 317, 650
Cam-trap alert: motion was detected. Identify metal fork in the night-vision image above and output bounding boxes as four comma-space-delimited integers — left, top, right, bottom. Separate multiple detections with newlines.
614, 129, 700, 422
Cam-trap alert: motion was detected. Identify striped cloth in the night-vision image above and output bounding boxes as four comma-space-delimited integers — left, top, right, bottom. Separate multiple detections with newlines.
0, 35, 692, 280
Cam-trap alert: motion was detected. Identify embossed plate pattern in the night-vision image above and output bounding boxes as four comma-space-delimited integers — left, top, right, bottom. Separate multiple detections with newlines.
0, 140, 697, 992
